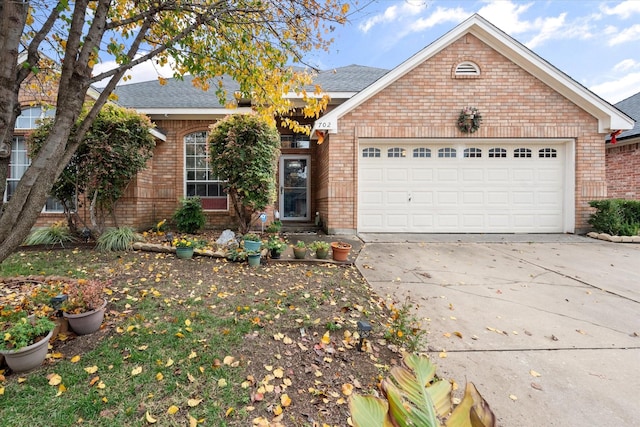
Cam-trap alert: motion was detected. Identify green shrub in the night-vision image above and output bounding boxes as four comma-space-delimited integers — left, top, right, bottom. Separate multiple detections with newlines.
24, 222, 76, 247
172, 197, 206, 234
96, 227, 143, 251
588, 199, 640, 236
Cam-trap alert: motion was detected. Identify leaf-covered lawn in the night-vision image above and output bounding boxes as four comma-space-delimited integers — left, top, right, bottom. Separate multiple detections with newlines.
0, 247, 401, 426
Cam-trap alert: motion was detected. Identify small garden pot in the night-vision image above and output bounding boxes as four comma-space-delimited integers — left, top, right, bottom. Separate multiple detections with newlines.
293, 247, 307, 259
64, 299, 107, 335
331, 242, 352, 262
270, 249, 282, 259
247, 253, 261, 267
315, 248, 329, 259
0, 329, 53, 373
244, 240, 261, 252
175, 247, 194, 259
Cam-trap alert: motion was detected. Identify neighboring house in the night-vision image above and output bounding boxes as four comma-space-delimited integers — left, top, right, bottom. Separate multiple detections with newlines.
7, 14, 634, 234
606, 92, 640, 200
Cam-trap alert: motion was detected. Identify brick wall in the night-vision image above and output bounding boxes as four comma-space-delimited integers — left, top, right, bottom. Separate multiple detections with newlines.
606, 141, 640, 199
321, 33, 605, 234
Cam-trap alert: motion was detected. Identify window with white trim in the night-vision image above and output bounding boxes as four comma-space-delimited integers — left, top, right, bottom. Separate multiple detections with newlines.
387, 147, 406, 158
538, 148, 557, 158
15, 106, 55, 129
464, 147, 482, 158
185, 131, 228, 210
7, 106, 65, 213
413, 147, 431, 158
362, 147, 381, 158
438, 147, 457, 158
488, 148, 507, 158
514, 148, 532, 158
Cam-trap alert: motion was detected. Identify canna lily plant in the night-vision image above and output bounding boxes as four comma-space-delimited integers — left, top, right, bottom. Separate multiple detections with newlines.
349, 352, 495, 427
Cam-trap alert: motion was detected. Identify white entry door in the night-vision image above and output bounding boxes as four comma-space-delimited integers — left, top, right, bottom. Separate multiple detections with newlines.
280, 155, 310, 221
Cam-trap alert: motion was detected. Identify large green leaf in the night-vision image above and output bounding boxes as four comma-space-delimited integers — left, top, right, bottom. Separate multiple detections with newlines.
349, 394, 394, 427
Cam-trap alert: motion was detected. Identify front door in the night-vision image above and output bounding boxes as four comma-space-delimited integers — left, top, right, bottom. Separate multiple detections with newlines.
280, 155, 310, 221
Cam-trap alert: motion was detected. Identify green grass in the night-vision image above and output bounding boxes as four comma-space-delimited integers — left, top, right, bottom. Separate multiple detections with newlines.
0, 250, 112, 278
0, 294, 257, 426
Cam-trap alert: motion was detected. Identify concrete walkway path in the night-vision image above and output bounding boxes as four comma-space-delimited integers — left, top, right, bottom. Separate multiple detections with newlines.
356, 234, 640, 427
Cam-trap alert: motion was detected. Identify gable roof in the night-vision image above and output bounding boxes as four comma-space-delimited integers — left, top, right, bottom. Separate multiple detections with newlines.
611, 92, 640, 143
311, 14, 634, 137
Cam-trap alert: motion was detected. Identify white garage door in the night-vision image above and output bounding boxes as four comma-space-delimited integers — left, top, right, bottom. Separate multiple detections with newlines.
358, 142, 569, 233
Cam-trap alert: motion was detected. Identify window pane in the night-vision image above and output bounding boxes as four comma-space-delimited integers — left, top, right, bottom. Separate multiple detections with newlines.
185, 131, 227, 210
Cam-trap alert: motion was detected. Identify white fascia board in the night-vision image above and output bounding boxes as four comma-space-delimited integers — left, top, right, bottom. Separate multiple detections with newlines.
468, 20, 634, 133
149, 128, 166, 142
314, 14, 634, 135
285, 91, 357, 99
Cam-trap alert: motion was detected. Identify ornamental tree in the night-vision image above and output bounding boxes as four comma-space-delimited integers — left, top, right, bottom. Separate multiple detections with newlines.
0, 0, 356, 263
28, 104, 156, 232
208, 114, 280, 234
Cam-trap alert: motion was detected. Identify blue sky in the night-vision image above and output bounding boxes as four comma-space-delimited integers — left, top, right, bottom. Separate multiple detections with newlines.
103, 0, 640, 104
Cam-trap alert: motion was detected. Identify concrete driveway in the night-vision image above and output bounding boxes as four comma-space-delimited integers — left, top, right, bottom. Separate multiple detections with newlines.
356, 234, 640, 427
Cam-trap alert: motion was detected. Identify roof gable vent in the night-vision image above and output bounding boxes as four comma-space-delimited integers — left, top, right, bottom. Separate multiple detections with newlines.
453, 61, 480, 78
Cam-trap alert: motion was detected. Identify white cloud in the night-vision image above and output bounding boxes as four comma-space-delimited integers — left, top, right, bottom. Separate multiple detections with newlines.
590, 71, 640, 103
600, 0, 640, 19
608, 23, 640, 45
407, 6, 468, 33
476, 0, 534, 34
92, 57, 176, 87
613, 58, 638, 72
358, 0, 429, 33
526, 13, 568, 49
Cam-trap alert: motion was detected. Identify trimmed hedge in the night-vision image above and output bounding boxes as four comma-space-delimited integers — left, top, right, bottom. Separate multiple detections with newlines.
588, 199, 640, 236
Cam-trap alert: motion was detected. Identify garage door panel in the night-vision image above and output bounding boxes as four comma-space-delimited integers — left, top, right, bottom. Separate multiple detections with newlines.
411, 169, 433, 181
462, 192, 483, 204
358, 143, 566, 233
437, 169, 458, 181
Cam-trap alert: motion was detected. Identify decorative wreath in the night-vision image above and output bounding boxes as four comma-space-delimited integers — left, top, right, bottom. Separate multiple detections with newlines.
457, 107, 482, 133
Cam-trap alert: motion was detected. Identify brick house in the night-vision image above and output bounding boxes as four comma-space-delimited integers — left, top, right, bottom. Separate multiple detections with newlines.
606, 91, 640, 200
8, 14, 634, 234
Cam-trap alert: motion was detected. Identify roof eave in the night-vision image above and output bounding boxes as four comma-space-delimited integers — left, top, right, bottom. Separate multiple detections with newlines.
314, 14, 634, 135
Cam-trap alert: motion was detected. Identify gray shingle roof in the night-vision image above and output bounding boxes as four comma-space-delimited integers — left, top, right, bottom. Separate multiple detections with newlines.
614, 92, 640, 141
113, 65, 388, 109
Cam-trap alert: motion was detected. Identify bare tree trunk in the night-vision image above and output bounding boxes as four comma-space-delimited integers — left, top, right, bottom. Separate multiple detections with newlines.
0, 0, 29, 203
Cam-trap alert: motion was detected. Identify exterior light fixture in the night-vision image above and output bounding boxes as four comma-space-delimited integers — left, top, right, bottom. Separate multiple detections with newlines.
165, 232, 174, 245
356, 320, 372, 351
50, 294, 68, 311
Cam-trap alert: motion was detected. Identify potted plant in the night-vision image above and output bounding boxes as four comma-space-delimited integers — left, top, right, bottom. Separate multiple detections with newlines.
173, 236, 196, 259
62, 279, 108, 335
331, 241, 352, 262
309, 241, 330, 259
293, 240, 307, 259
0, 316, 55, 372
247, 250, 261, 267
265, 220, 282, 234
243, 233, 262, 252
267, 236, 286, 259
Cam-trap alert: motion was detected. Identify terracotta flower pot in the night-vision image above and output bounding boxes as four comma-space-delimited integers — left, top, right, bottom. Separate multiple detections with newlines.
331, 242, 352, 262
64, 299, 107, 335
0, 329, 53, 373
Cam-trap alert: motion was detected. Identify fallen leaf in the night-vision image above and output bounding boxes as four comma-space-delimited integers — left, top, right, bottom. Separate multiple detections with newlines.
167, 405, 179, 415
145, 411, 157, 423
273, 405, 283, 416
84, 366, 98, 374
321, 331, 330, 345
131, 366, 143, 376
341, 383, 354, 396
530, 370, 541, 377
188, 398, 202, 407
47, 373, 62, 386
156, 372, 164, 381
70, 355, 81, 363
531, 382, 543, 391
281, 394, 292, 407
165, 358, 174, 367
509, 394, 518, 401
